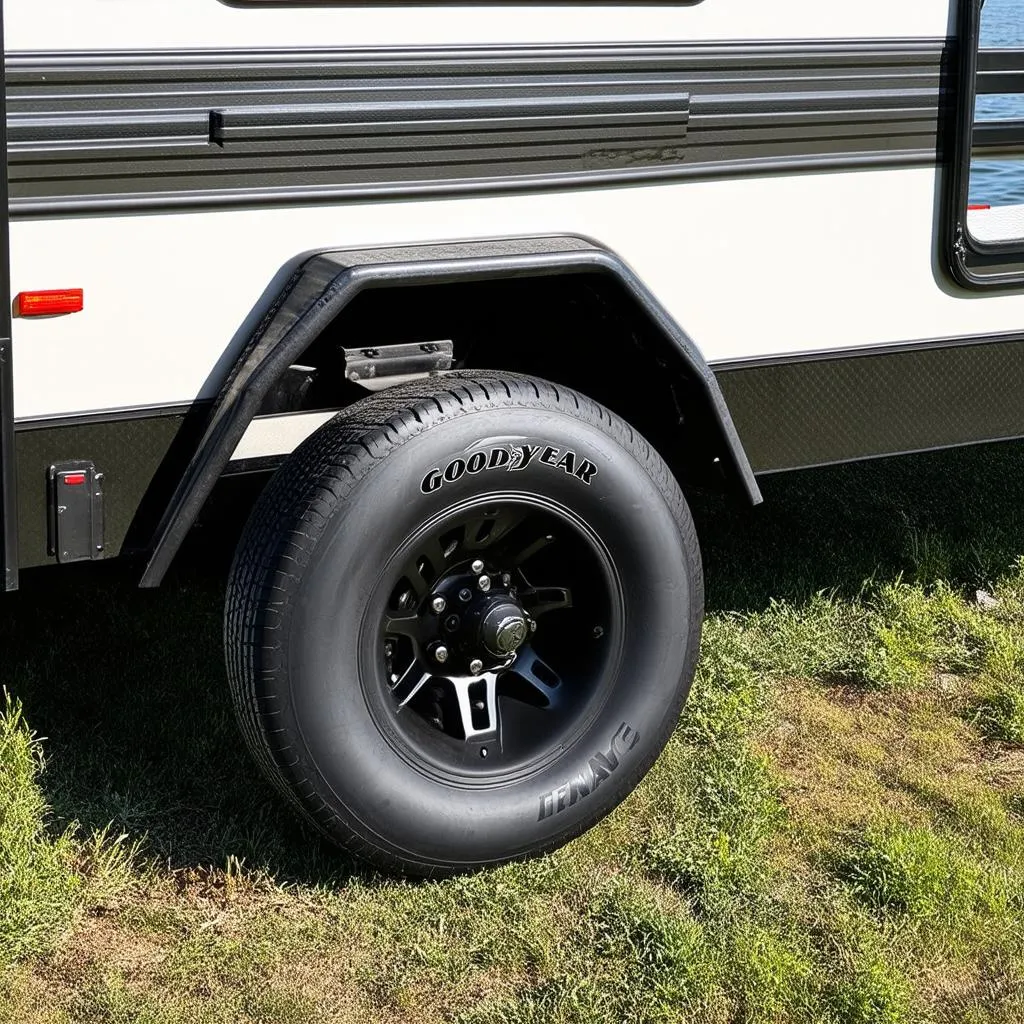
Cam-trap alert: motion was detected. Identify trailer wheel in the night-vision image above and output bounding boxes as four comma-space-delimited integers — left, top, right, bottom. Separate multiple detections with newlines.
225, 371, 703, 875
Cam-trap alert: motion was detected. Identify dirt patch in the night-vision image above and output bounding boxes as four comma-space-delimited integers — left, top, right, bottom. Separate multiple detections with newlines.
760, 677, 1004, 836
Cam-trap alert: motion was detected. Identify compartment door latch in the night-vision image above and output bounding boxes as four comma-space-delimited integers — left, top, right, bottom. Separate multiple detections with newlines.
48, 461, 105, 563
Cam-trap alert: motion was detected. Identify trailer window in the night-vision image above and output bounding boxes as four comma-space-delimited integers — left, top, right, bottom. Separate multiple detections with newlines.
950, 0, 1024, 287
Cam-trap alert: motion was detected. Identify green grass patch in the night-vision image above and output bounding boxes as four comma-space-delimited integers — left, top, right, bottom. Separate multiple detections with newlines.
969, 675, 1024, 744
835, 821, 1004, 922
0, 691, 135, 970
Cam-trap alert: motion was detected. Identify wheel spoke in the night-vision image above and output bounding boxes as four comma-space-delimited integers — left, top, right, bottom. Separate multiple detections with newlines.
451, 672, 500, 740
383, 612, 422, 641
396, 535, 449, 604
521, 585, 573, 618
507, 647, 563, 697
396, 568, 428, 603
418, 535, 449, 580
506, 531, 556, 567
464, 507, 530, 552
391, 662, 433, 707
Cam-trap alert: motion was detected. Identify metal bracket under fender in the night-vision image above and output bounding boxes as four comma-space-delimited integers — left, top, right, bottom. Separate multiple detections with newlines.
140, 235, 761, 587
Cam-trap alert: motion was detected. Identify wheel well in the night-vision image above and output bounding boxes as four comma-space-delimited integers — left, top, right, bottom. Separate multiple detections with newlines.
291, 273, 736, 496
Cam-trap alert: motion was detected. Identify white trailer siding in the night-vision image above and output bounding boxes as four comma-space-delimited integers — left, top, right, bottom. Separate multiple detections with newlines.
5, 0, 955, 51
11, 164, 1024, 421
6, 0, 1022, 433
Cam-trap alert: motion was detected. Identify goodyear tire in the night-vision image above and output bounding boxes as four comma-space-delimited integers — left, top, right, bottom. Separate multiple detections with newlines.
225, 371, 703, 875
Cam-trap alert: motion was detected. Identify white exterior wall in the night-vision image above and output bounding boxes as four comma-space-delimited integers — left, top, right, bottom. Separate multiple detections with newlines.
9, 0, 1024, 423
5, 0, 955, 50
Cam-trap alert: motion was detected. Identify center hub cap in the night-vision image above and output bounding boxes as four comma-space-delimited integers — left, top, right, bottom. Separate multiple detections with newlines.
480, 602, 529, 658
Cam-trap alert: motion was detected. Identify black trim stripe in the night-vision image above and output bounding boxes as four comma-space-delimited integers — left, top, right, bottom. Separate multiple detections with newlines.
7, 39, 948, 216
709, 328, 1024, 373
715, 333, 1024, 473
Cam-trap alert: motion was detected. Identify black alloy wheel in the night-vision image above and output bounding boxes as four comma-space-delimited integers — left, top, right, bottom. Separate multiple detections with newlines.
375, 497, 623, 779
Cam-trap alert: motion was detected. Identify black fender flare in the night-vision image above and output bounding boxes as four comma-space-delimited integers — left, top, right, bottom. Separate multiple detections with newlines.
140, 235, 761, 587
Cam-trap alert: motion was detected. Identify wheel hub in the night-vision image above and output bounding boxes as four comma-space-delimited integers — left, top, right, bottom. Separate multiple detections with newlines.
427, 566, 531, 675
482, 604, 529, 658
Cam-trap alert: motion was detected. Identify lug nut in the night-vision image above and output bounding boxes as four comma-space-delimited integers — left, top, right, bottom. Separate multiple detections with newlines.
434, 645, 449, 664
431, 595, 447, 614
471, 559, 485, 575
459, 588, 473, 603
502, 573, 511, 587
470, 658, 484, 675
473, 699, 485, 711
478, 575, 491, 593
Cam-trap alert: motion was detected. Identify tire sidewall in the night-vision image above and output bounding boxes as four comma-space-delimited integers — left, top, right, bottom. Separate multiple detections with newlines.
280, 403, 700, 868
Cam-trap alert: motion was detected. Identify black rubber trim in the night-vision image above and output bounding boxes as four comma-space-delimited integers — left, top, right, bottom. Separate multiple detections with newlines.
0, 338, 15, 590
139, 235, 761, 588
947, 3, 1024, 289
715, 330, 1024, 473
8, 38, 948, 216
221, 454, 286, 477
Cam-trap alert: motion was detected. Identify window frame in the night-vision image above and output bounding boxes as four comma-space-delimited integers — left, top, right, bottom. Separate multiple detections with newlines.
948, 0, 1024, 288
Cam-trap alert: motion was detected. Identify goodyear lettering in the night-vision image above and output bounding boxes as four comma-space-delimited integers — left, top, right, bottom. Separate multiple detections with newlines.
420, 443, 598, 494
537, 723, 640, 821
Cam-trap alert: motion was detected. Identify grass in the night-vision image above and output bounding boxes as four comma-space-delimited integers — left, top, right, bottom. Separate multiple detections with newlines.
3, 439, 1024, 1021
0, 693, 136, 971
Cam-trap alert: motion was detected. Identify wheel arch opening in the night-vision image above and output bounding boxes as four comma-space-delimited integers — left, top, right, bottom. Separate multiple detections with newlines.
293, 272, 747, 499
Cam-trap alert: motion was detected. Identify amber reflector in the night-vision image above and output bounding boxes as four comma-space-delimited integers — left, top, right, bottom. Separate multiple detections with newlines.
15, 289, 84, 317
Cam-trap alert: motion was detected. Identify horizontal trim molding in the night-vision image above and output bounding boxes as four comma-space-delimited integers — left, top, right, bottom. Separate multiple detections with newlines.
13, 402, 200, 432
7, 38, 949, 216
977, 48, 1024, 94
709, 328, 1024, 372
715, 332, 1024, 473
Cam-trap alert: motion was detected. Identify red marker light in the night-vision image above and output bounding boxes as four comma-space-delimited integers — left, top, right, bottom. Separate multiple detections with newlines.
15, 289, 84, 317
62, 473, 87, 486
968, 203, 991, 211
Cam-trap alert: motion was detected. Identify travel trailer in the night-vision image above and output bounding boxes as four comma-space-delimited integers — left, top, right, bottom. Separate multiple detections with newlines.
2, 0, 1022, 873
